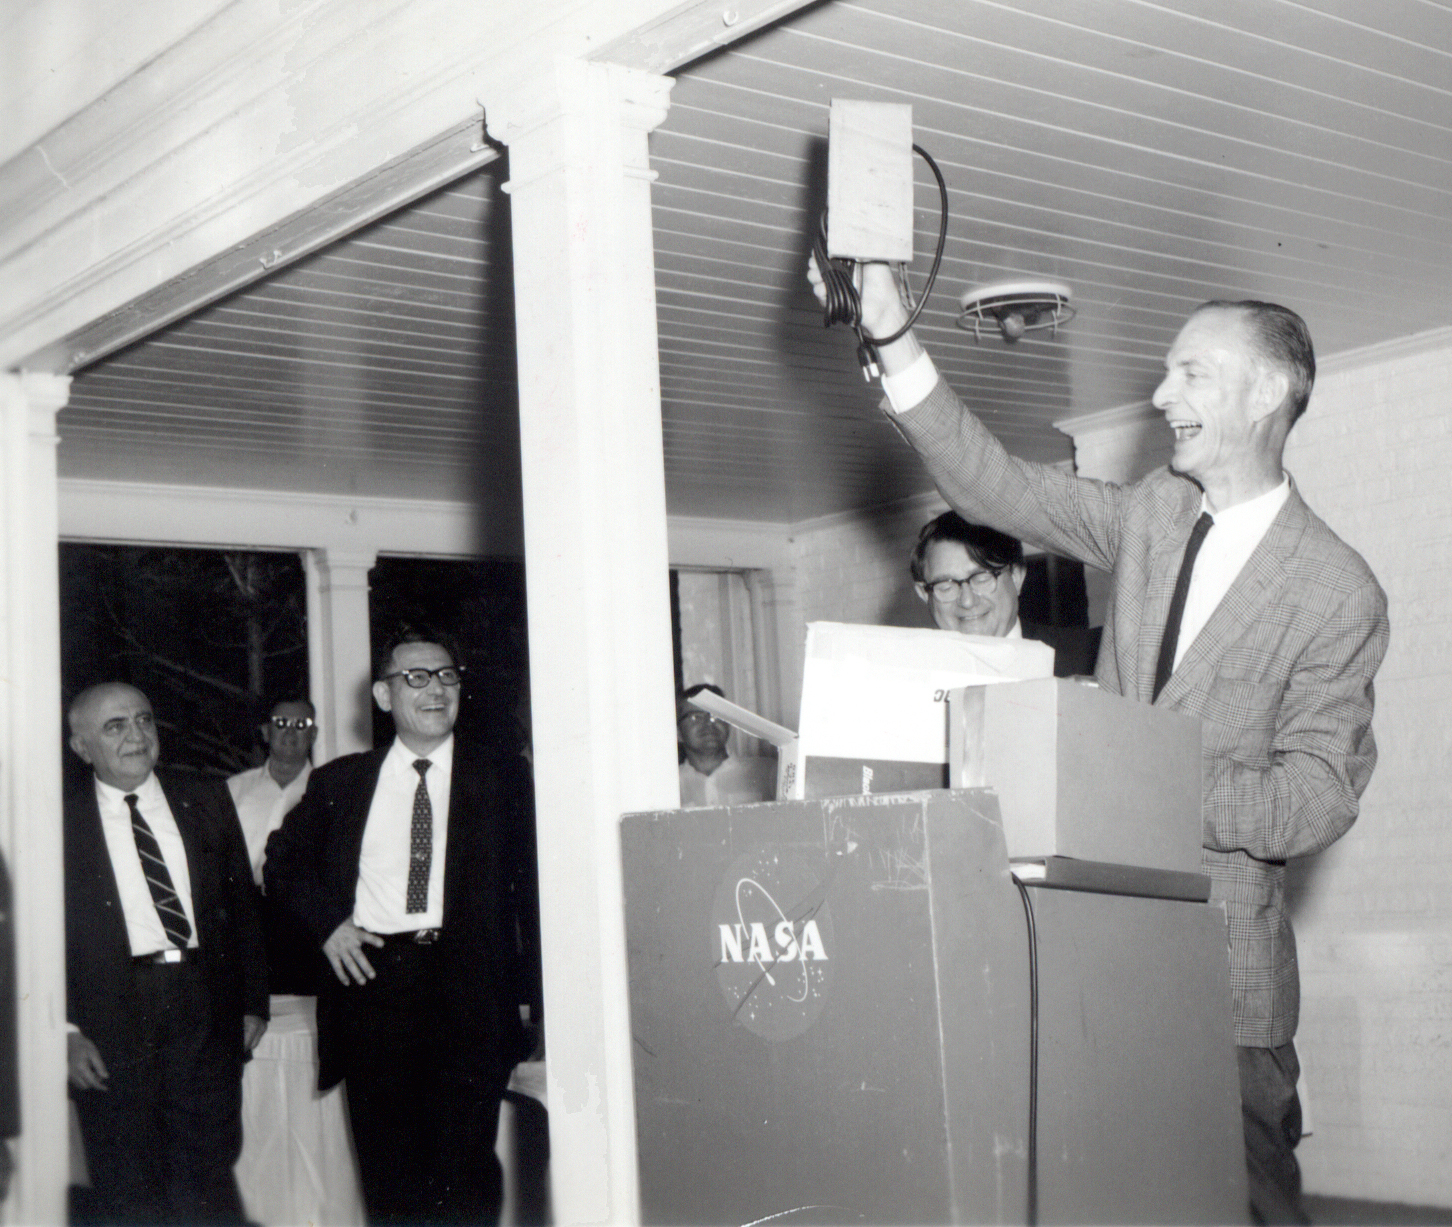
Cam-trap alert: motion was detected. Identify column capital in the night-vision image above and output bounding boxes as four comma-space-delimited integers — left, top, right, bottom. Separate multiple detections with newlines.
486, 57, 673, 167
1055, 400, 1170, 484
1, 370, 71, 433
310, 547, 378, 578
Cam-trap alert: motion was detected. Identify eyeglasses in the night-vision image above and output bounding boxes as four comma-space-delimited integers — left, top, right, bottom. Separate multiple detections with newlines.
381, 666, 465, 689
269, 716, 315, 731
923, 568, 1005, 602
678, 710, 724, 727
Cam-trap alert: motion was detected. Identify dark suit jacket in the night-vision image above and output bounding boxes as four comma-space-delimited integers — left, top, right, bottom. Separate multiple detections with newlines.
264, 737, 527, 1091
63, 771, 269, 1062
1021, 619, 1102, 679
895, 377, 1390, 1047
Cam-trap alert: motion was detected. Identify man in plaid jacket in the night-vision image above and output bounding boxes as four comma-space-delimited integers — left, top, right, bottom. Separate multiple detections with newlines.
813, 261, 1388, 1224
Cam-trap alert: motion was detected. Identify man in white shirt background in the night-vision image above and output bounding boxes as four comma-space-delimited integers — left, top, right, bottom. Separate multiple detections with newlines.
677, 683, 776, 808
228, 697, 323, 997
227, 697, 316, 882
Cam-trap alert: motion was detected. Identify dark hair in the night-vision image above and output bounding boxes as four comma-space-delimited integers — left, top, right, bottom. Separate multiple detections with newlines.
1194, 300, 1316, 425
909, 512, 1024, 584
373, 625, 464, 682
677, 682, 725, 722
256, 696, 315, 724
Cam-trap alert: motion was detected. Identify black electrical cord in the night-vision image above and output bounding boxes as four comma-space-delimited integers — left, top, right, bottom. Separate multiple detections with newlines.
1012, 875, 1040, 1227
813, 143, 950, 379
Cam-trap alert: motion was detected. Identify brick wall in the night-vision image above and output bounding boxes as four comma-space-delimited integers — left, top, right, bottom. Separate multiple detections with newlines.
791, 494, 947, 632
1281, 331, 1452, 1206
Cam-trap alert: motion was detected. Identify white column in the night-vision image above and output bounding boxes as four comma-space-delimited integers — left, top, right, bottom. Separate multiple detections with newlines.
0, 371, 70, 1226
303, 549, 377, 764
490, 59, 678, 1226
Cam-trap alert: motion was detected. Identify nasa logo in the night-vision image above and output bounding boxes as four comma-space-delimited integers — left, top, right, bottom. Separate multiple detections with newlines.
711, 848, 835, 1041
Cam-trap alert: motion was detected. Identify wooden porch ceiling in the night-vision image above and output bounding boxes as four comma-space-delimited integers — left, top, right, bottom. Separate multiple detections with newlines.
59, 0, 1452, 525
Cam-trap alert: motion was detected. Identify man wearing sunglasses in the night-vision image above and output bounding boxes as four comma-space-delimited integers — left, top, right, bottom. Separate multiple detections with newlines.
910, 510, 1100, 678
228, 698, 324, 999
265, 629, 529, 1224
227, 699, 317, 883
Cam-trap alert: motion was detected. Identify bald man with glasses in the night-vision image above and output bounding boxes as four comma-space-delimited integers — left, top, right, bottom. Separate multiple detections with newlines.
265, 629, 530, 1224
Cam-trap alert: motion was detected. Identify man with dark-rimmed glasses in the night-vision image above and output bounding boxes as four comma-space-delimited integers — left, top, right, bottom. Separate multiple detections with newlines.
910, 509, 1100, 677
265, 628, 530, 1224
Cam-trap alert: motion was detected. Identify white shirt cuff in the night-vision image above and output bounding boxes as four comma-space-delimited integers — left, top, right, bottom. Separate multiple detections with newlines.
881, 351, 940, 414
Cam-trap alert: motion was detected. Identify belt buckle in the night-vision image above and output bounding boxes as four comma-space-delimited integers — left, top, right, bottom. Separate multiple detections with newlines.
161, 947, 184, 963
412, 928, 440, 945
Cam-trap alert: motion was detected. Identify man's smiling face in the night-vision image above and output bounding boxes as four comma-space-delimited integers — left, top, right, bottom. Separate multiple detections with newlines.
919, 540, 1024, 638
69, 684, 160, 791
373, 641, 460, 754
1153, 308, 1263, 493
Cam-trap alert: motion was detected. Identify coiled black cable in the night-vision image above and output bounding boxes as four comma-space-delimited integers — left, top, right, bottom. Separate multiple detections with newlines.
813, 143, 950, 378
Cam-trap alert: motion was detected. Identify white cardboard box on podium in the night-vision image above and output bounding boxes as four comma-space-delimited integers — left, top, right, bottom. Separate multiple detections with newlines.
793, 622, 1054, 799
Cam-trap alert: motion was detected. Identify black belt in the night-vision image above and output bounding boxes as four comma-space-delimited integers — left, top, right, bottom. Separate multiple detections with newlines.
134, 946, 195, 965
375, 928, 441, 946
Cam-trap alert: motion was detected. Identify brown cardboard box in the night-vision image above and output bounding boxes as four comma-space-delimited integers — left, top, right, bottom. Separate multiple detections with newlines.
950, 676, 1203, 873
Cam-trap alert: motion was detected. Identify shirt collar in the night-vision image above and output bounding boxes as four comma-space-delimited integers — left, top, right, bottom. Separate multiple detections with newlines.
94, 771, 161, 806
385, 732, 454, 772
1200, 474, 1290, 527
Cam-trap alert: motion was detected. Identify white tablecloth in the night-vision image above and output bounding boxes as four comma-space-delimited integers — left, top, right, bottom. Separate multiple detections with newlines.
235, 995, 365, 1227
235, 996, 550, 1226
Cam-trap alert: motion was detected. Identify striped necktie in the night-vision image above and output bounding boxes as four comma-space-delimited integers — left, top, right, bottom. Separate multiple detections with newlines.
124, 793, 192, 948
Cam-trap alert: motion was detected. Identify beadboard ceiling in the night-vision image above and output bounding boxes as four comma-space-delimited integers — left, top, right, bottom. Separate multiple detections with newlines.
58, 0, 1452, 527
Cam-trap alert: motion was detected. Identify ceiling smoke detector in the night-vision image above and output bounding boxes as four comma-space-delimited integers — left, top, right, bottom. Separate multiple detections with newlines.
957, 280, 1074, 343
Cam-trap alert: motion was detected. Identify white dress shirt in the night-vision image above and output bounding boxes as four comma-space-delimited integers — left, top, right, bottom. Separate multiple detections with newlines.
227, 759, 312, 883
678, 754, 777, 809
881, 350, 940, 414
94, 773, 200, 956
1175, 478, 1291, 668
353, 735, 453, 933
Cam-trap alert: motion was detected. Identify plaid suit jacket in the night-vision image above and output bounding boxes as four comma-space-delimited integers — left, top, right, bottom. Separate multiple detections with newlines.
896, 378, 1389, 1047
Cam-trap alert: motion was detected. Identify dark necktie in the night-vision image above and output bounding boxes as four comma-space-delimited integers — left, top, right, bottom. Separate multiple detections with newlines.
124, 793, 192, 948
1152, 511, 1215, 702
406, 760, 433, 914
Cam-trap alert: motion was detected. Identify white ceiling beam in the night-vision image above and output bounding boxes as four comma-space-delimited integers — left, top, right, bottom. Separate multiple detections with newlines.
590, 0, 821, 73
0, 0, 754, 374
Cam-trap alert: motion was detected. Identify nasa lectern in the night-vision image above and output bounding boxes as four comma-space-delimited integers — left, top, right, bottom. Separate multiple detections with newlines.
622, 684, 1247, 1225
